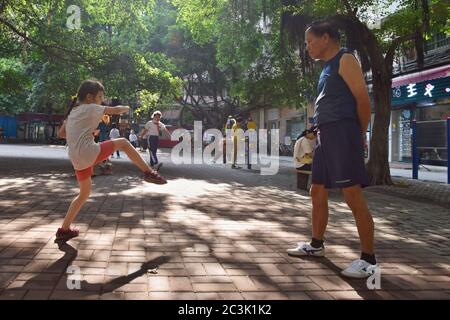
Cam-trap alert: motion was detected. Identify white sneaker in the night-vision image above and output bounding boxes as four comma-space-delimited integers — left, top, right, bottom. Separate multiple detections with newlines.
341, 259, 380, 279
287, 242, 325, 257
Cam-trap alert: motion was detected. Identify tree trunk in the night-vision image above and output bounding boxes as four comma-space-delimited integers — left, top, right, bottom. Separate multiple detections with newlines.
366, 59, 394, 185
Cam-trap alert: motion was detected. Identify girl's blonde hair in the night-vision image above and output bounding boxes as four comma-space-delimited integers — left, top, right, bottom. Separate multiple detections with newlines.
102, 114, 111, 124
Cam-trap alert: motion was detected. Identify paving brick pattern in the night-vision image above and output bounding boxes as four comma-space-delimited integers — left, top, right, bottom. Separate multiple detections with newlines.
0, 148, 449, 300
369, 178, 450, 209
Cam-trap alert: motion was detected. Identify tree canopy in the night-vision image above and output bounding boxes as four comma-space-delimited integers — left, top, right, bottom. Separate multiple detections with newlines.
1, 0, 448, 184
0, 0, 181, 115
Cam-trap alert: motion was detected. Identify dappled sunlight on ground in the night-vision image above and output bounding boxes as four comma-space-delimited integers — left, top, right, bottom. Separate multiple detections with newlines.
0, 147, 449, 300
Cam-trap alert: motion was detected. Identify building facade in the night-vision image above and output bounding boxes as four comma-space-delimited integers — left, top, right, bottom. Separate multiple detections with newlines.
248, 103, 313, 147
388, 34, 449, 166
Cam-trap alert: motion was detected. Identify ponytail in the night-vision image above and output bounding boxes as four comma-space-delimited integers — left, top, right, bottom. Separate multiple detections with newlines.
64, 96, 78, 120
64, 79, 105, 121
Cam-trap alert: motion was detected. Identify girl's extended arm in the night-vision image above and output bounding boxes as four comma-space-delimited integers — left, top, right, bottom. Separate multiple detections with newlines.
105, 105, 130, 115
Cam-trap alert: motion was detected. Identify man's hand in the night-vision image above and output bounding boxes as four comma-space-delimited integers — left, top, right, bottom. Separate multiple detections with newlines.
362, 133, 368, 146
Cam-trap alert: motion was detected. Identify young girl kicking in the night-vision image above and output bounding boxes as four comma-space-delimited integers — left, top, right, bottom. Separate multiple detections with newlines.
57, 79, 167, 242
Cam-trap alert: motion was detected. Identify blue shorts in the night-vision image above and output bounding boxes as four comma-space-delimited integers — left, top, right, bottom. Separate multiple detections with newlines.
312, 119, 369, 189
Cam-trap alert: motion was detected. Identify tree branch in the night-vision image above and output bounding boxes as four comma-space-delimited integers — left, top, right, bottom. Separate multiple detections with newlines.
0, 16, 101, 67
195, 73, 211, 105
385, 33, 416, 67
340, 0, 357, 17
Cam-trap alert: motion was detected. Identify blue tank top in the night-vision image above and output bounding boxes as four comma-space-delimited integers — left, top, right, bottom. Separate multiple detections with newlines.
314, 48, 357, 126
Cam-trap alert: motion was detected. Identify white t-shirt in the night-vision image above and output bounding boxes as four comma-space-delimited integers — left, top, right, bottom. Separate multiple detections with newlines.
144, 120, 166, 137
109, 128, 120, 139
293, 136, 314, 168
129, 133, 138, 143
65, 104, 107, 170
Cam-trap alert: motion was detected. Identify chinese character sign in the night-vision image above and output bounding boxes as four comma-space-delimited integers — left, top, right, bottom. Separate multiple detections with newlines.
407, 84, 418, 97
391, 77, 450, 106
424, 84, 435, 97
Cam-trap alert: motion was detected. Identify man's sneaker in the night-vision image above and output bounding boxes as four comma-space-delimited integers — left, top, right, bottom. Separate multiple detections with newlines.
55, 227, 79, 242
144, 170, 167, 184
287, 242, 325, 257
341, 259, 380, 278
155, 163, 163, 171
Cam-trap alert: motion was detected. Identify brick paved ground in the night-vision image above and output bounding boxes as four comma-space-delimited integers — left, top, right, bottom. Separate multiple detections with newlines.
369, 178, 450, 209
0, 145, 449, 300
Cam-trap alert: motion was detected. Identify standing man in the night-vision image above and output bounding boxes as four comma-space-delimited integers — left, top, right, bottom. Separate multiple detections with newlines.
231, 118, 243, 169
246, 117, 257, 131
109, 124, 121, 158
287, 20, 379, 279
141, 111, 170, 171
224, 115, 236, 133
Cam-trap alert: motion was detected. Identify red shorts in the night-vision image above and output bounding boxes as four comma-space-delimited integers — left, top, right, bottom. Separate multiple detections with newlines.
75, 140, 115, 182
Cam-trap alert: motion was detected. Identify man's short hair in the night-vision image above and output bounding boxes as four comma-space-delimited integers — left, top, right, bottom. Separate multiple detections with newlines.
306, 20, 341, 41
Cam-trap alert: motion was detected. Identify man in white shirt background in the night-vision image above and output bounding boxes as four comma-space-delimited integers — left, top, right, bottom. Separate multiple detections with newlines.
140, 111, 170, 171
109, 124, 121, 158
129, 129, 138, 148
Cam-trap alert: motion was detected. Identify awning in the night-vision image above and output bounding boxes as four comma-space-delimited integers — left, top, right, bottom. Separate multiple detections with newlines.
16, 113, 65, 123
392, 65, 450, 88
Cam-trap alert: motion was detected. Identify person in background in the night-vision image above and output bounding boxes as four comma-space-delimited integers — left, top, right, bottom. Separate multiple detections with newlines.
231, 117, 243, 169
141, 111, 170, 171
94, 114, 112, 173
293, 127, 317, 171
225, 115, 236, 132
109, 123, 121, 158
246, 117, 257, 130
129, 129, 138, 149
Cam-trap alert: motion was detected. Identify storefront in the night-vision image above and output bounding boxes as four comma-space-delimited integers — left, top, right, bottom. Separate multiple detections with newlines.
0, 116, 17, 139
15, 113, 65, 143
389, 69, 450, 165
